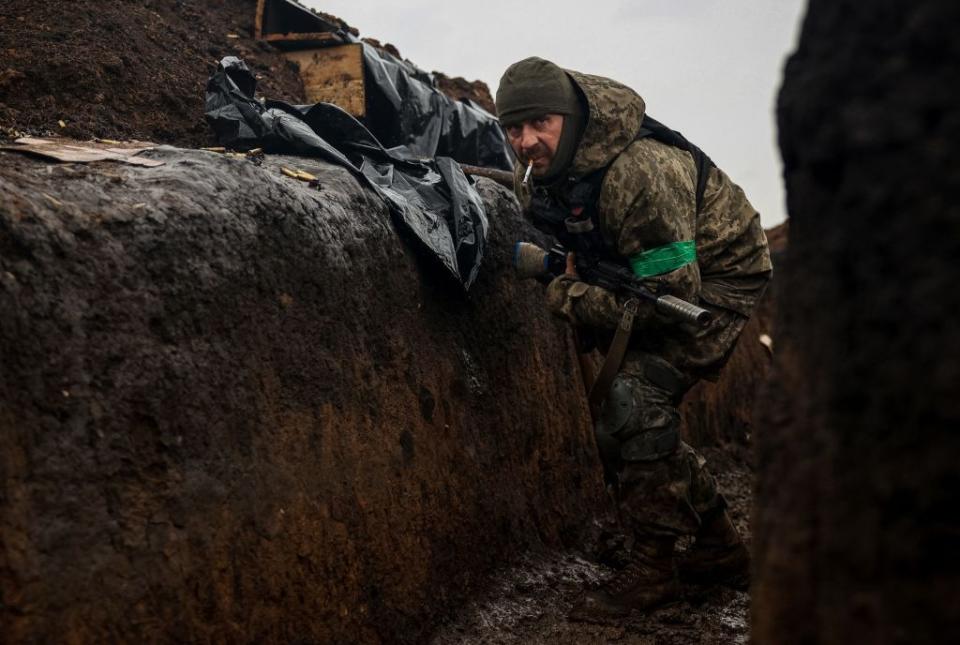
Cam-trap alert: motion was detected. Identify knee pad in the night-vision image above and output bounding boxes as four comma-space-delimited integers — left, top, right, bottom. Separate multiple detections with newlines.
594, 377, 636, 480
596, 377, 636, 437
596, 375, 681, 463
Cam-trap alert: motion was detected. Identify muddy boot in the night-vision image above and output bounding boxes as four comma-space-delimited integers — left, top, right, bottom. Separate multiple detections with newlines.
568, 538, 680, 623
593, 529, 634, 570
678, 508, 750, 590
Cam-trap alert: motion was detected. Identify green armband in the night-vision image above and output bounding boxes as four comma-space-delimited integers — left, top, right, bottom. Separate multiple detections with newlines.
629, 240, 697, 278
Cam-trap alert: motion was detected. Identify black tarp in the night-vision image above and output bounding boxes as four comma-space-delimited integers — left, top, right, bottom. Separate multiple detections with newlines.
204, 56, 492, 290
355, 40, 513, 171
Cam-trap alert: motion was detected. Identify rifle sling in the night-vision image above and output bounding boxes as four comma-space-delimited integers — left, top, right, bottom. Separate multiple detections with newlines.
587, 298, 639, 418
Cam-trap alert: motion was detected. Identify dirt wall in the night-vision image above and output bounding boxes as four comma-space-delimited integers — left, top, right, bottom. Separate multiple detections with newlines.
753, 1, 960, 643
0, 149, 605, 644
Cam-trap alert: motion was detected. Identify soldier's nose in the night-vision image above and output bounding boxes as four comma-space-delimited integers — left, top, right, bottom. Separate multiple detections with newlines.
520, 126, 539, 150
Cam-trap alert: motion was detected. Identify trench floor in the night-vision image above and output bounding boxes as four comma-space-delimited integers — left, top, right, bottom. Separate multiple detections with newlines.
428, 447, 752, 645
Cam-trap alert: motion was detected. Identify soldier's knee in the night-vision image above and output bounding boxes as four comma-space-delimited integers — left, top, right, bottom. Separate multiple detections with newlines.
596, 373, 681, 463
593, 377, 633, 476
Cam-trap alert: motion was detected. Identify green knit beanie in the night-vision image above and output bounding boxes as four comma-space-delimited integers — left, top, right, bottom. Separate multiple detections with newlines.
496, 57, 579, 126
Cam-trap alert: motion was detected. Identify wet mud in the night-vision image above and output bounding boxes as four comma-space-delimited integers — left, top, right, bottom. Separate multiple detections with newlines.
428, 447, 753, 645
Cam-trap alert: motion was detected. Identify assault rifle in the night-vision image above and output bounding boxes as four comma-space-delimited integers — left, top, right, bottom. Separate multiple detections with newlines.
513, 242, 712, 328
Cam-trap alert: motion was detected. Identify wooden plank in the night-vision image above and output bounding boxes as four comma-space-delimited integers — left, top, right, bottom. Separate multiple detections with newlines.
255, 0, 345, 50
255, 0, 265, 39
263, 32, 340, 42
256, 0, 340, 40
284, 43, 365, 118
261, 31, 343, 49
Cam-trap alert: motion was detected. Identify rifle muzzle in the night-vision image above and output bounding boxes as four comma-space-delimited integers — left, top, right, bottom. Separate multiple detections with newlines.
654, 295, 713, 327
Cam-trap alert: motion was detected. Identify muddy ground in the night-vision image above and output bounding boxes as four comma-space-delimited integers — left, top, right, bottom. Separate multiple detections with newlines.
428, 446, 753, 644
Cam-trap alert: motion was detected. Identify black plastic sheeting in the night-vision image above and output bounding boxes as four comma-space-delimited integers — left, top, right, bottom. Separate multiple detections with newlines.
356, 39, 513, 171
205, 56, 493, 290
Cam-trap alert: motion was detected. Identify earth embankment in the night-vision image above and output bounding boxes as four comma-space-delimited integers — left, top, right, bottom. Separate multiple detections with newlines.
754, 0, 960, 642
0, 148, 605, 643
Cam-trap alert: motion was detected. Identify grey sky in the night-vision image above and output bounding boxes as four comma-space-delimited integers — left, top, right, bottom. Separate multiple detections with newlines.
306, 0, 807, 228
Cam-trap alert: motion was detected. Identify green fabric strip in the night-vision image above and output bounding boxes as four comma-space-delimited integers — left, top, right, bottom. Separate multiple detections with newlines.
629, 240, 697, 278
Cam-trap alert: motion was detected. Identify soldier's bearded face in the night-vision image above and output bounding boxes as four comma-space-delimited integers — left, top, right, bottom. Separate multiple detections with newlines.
504, 114, 565, 175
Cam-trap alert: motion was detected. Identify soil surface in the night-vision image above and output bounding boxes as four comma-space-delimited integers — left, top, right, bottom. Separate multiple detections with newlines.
0, 0, 305, 145
428, 446, 752, 644
0, 0, 497, 145
362, 37, 403, 60
432, 72, 497, 115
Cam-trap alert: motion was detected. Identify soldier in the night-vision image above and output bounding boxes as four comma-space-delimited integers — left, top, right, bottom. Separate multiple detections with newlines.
496, 57, 773, 621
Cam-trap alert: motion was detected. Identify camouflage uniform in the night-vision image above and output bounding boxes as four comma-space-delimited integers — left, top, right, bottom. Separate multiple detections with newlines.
514, 71, 772, 541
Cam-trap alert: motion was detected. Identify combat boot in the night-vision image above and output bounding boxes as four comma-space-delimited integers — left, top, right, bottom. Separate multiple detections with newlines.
678, 508, 750, 590
568, 537, 680, 623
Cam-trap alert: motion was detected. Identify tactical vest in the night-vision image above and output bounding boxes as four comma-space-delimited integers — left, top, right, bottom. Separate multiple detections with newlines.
529, 115, 715, 269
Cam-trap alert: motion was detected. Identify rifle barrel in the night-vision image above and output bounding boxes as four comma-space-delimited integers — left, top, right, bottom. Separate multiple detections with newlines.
459, 164, 514, 189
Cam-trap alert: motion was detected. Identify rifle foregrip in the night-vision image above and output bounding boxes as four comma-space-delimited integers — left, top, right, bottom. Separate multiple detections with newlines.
654, 295, 713, 327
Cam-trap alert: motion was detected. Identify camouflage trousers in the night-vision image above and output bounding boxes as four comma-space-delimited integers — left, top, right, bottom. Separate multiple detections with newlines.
588, 303, 750, 538
593, 353, 724, 539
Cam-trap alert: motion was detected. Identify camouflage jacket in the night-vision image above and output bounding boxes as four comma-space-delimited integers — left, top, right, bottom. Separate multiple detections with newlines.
513, 70, 772, 371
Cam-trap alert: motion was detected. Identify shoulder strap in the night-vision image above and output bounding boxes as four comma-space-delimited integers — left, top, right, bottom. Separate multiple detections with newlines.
634, 115, 715, 213
587, 299, 639, 418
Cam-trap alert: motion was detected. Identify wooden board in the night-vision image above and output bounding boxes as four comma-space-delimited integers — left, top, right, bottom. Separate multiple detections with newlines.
263, 32, 342, 50
255, 0, 344, 48
255, 0, 265, 39
284, 44, 365, 118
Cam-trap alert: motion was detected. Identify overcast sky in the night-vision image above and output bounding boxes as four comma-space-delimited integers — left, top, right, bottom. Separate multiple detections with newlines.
306, 0, 807, 228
